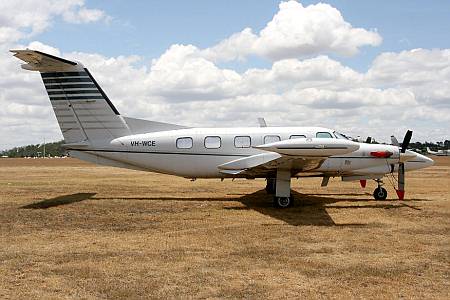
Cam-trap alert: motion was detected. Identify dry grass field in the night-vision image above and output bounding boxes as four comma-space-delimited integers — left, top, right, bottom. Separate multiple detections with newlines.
0, 156, 449, 299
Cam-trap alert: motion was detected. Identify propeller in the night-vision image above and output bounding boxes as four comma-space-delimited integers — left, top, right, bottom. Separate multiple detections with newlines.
396, 130, 413, 200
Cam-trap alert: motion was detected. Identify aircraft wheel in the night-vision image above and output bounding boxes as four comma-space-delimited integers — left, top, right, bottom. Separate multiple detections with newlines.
273, 196, 292, 208
265, 178, 276, 194
373, 187, 387, 200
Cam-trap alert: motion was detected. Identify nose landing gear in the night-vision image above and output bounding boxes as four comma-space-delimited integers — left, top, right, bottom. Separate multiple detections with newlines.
373, 179, 388, 200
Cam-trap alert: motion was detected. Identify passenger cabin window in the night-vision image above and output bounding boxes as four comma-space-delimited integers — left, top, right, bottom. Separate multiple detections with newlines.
234, 136, 251, 148
176, 137, 193, 149
316, 132, 333, 138
204, 136, 221, 149
289, 135, 306, 139
264, 135, 281, 144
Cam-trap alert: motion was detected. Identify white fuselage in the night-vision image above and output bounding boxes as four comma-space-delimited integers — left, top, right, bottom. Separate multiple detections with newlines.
69, 126, 434, 179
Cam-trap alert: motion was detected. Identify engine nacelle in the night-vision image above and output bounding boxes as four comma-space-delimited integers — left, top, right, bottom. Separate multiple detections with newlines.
255, 138, 360, 157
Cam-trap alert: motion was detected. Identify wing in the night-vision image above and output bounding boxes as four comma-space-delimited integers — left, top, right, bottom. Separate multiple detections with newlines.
218, 152, 326, 178
218, 138, 360, 178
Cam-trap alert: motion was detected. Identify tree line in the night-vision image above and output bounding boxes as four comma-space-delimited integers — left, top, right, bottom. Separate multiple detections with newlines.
1, 141, 65, 158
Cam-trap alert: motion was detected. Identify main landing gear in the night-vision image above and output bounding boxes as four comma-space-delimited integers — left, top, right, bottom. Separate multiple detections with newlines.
265, 178, 276, 194
266, 170, 293, 208
373, 179, 388, 200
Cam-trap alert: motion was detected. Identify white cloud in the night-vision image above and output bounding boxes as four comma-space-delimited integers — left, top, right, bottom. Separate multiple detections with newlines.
145, 44, 243, 101
367, 48, 450, 109
368, 48, 450, 86
203, 1, 382, 62
0, 0, 110, 43
25, 41, 61, 56
3, 43, 450, 149
63, 7, 110, 24
0, 0, 110, 148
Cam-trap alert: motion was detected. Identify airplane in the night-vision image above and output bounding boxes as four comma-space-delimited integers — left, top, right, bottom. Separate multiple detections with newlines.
11, 49, 434, 208
426, 147, 449, 156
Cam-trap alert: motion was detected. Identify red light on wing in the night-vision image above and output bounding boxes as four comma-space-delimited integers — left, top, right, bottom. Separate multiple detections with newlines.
370, 151, 393, 158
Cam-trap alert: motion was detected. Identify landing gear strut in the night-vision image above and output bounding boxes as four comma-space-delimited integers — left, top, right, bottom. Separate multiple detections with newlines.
373, 179, 387, 200
272, 170, 293, 208
265, 178, 276, 194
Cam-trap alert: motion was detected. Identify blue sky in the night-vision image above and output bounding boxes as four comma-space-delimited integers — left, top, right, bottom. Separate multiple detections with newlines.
35, 1, 450, 71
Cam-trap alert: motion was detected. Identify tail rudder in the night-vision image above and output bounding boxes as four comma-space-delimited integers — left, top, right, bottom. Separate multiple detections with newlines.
11, 50, 130, 145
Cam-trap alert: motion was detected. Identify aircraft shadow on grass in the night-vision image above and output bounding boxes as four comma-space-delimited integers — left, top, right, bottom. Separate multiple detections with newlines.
92, 189, 423, 227
21, 192, 97, 209
20, 190, 424, 225
225, 190, 423, 226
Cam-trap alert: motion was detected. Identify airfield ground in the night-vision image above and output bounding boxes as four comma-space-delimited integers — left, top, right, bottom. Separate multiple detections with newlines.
0, 157, 449, 299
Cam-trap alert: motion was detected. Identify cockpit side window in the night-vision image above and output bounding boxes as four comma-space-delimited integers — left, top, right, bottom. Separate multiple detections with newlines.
316, 132, 333, 138
333, 131, 350, 140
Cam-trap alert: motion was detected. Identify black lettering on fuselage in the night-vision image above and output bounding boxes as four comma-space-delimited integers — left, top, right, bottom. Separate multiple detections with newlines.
130, 140, 156, 147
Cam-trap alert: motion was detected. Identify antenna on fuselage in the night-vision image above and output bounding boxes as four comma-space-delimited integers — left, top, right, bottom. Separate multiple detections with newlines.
257, 118, 267, 127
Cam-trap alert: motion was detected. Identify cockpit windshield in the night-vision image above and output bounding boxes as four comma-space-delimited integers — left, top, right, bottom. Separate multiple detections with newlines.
333, 131, 351, 140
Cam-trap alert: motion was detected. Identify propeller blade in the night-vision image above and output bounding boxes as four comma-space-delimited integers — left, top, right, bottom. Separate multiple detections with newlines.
359, 180, 367, 188
396, 163, 405, 200
391, 135, 399, 146
401, 130, 413, 153
396, 130, 412, 200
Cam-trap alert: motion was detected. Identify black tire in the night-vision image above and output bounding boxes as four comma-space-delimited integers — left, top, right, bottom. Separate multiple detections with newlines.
373, 187, 388, 200
273, 196, 292, 208
265, 178, 276, 194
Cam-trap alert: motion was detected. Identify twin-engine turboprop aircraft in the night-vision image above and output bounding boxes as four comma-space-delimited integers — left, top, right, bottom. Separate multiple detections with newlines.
11, 50, 434, 208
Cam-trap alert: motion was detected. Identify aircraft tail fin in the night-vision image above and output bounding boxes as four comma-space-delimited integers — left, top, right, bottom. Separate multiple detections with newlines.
11, 49, 190, 145
11, 49, 132, 145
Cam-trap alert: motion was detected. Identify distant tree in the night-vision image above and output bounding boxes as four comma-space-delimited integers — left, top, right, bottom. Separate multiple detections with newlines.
1, 140, 65, 157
